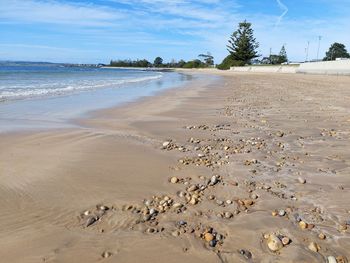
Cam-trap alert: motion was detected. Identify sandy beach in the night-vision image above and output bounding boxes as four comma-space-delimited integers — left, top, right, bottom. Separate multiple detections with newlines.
0, 72, 349, 263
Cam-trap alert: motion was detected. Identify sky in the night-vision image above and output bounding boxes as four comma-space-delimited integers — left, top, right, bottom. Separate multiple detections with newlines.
0, 0, 349, 64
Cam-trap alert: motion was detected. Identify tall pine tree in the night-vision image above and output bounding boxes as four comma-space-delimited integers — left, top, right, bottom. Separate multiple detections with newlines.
226, 20, 259, 65
278, 45, 288, 64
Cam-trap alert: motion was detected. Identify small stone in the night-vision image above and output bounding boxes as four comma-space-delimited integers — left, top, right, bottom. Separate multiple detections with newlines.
216, 200, 224, 206
83, 210, 90, 216
298, 177, 306, 184
173, 203, 183, 209
339, 224, 347, 231
224, 212, 233, 219
172, 230, 180, 237
318, 233, 326, 240
272, 211, 278, 217
267, 234, 284, 252
209, 240, 217, 247
163, 141, 171, 147
278, 210, 286, 217
308, 242, 319, 252
210, 175, 218, 185
327, 256, 337, 263
204, 233, 214, 242
299, 221, 308, 229
251, 194, 258, 199
189, 197, 198, 205
85, 217, 97, 227
239, 249, 252, 260
170, 177, 179, 184
244, 200, 254, 206
226, 200, 232, 204
208, 195, 215, 200
187, 185, 198, 192
281, 237, 290, 246
102, 251, 112, 258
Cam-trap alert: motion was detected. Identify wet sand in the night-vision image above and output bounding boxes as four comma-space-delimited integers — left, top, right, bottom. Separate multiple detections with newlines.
0, 72, 349, 263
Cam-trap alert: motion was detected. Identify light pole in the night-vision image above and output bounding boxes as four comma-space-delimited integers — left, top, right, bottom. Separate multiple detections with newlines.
316, 36, 322, 61
305, 41, 310, 62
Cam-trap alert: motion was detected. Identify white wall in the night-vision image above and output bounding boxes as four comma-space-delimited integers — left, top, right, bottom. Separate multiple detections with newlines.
297, 60, 350, 75
230, 60, 350, 75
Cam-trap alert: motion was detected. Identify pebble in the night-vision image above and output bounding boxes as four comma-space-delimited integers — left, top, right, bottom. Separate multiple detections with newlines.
209, 240, 217, 247
251, 194, 258, 199
267, 234, 284, 252
272, 211, 278, 216
172, 230, 180, 237
170, 177, 179, 184
189, 197, 198, 205
187, 185, 198, 192
318, 233, 326, 240
210, 175, 218, 185
102, 251, 112, 258
278, 210, 286, 217
163, 141, 171, 147
298, 177, 306, 184
226, 200, 232, 204
299, 221, 308, 229
83, 210, 90, 216
239, 249, 252, 260
204, 233, 214, 242
327, 256, 337, 263
308, 242, 319, 252
224, 212, 233, 219
338, 224, 347, 231
281, 237, 290, 246
85, 217, 97, 227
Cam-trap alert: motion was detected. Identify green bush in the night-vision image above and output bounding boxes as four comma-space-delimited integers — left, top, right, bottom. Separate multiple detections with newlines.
217, 55, 244, 70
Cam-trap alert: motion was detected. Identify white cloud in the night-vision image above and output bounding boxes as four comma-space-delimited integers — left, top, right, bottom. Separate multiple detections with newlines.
0, 0, 124, 26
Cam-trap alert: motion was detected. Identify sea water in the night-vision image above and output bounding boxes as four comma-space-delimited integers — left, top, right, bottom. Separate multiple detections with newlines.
0, 62, 192, 132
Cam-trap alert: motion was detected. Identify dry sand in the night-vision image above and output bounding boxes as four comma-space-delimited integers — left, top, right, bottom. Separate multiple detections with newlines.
0, 72, 349, 263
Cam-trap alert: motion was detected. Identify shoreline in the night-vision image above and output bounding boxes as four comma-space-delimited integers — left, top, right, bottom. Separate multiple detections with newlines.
0, 72, 349, 262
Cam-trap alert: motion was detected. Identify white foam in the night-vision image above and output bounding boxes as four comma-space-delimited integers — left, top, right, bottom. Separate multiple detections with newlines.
0, 74, 163, 101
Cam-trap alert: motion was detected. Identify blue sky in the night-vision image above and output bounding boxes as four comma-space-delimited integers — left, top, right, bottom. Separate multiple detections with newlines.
0, 0, 349, 64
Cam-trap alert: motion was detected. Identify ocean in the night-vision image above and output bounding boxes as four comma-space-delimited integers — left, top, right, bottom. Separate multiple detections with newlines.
0, 62, 191, 132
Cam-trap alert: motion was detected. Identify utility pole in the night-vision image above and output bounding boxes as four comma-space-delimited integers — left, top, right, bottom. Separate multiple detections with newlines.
305, 41, 310, 62
316, 36, 322, 61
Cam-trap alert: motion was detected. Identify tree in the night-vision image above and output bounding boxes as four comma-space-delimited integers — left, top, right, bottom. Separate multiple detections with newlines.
153, 57, 163, 67
278, 45, 288, 64
226, 20, 259, 65
198, 52, 214, 66
217, 54, 244, 70
323, 43, 350, 61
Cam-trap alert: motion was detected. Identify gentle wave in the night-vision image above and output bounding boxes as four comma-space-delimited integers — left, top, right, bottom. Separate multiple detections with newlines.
0, 74, 162, 101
